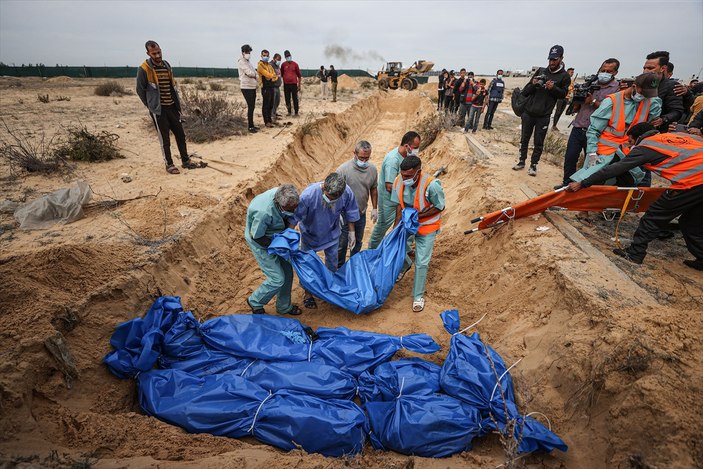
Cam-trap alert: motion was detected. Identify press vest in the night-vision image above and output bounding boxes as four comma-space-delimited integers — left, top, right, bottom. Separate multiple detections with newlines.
638, 133, 703, 190
393, 172, 441, 235
596, 92, 652, 156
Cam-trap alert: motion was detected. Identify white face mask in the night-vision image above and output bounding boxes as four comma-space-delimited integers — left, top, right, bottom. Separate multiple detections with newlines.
243, 53, 251, 60
407, 148, 419, 157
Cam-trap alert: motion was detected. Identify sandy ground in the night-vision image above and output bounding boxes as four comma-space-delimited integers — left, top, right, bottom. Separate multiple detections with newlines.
0, 76, 702, 468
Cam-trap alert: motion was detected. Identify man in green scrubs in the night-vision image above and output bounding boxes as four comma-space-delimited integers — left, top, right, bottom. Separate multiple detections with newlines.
245, 184, 302, 315
391, 155, 445, 312
367, 131, 421, 249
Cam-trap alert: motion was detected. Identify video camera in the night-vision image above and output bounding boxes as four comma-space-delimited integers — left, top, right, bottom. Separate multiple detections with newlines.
566, 74, 601, 115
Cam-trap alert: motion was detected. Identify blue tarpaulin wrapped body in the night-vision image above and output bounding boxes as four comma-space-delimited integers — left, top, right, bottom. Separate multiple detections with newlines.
358, 357, 442, 403
268, 208, 419, 314
138, 369, 368, 456
366, 394, 482, 458
439, 310, 568, 454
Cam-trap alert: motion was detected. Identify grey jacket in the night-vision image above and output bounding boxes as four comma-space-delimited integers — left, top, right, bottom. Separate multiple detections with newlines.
238, 56, 258, 90
136, 58, 181, 116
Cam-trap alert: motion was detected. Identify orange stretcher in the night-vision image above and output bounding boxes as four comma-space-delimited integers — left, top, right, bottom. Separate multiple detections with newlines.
465, 186, 667, 234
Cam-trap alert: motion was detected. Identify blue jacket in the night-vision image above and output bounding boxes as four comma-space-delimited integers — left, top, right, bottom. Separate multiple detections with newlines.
488, 78, 505, 101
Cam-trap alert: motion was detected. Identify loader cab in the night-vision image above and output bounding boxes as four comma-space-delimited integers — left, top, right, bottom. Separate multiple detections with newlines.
385, 62, 403, 77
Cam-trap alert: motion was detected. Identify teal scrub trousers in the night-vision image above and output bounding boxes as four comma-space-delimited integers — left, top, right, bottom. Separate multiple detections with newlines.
246, 239, 294, 314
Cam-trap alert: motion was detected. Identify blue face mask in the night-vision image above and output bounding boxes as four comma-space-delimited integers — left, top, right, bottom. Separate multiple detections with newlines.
286, 57, 292, 62
262, 56, 270, 63
354, 157, 369, 169
597, 72, 613, 83
631, 92, 645, 103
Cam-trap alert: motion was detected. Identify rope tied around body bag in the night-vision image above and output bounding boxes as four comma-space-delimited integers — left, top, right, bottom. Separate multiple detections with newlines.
248, 391, 274, 434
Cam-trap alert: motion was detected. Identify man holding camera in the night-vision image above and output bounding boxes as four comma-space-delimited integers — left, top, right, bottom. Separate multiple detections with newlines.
554, 59, 621, 189
513, 45, 572, 176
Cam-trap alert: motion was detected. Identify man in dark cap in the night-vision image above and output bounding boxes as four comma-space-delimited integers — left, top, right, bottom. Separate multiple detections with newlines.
513, 45, 572, 177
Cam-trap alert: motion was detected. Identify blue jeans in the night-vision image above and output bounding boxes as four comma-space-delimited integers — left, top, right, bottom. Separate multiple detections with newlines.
465, 106, 483, 132
338, 213, 367, 268
563, 127, 588, 185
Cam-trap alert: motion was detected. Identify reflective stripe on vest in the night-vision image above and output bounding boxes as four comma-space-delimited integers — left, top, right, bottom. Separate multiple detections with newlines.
639, 133, 703, 190
393, 172, 441, 235
597, 92, 652, 156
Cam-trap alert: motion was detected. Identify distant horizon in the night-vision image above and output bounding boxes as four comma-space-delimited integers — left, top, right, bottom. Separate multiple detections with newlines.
1, 1, 701, 80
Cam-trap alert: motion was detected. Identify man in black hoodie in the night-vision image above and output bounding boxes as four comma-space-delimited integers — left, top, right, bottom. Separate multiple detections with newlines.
513, 45, 572, 176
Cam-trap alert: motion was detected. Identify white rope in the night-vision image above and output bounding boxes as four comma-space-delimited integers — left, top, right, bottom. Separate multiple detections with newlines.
397, 377, 406, 399
489, 357, 523, 402
307, 341, 313, 362
399, 335, 404, 349
239, 359, 257, 377
526, 411, 552, 431
248, 391, 273, 434
454, 312, 487, 336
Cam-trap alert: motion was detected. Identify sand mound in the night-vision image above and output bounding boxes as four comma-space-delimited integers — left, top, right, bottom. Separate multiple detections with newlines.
47, 76, 74, 83
337, 74, 360, 90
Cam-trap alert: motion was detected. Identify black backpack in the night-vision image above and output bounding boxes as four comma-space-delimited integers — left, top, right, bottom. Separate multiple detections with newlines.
511, 87, 528, 117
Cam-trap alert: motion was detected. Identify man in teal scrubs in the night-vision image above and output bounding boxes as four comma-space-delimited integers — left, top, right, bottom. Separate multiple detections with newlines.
245, 184, 302, 315
391, 155, 445, 312
367, 131, 421, 249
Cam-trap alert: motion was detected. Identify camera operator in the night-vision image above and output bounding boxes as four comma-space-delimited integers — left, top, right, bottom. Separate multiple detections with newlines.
512, 45, 572, 177
554, 59, 621, 189
570, 72, 662, 186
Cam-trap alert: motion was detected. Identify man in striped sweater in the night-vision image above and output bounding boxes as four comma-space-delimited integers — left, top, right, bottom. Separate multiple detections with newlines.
136, 40, 204, 174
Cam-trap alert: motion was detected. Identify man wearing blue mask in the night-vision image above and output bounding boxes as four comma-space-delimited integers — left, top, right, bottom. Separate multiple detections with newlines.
554, 58, 621, 188
570, 72, 662, 186
294, 173, 360, 309
391, 155, 445, 313
336, 140, 378, 267
257, 49, 278, 128
245, 184, 302, 316
368, 131, 421, 249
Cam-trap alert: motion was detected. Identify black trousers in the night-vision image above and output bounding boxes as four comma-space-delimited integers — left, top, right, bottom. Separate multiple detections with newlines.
519, 113, 550, 165
261, 87, 274, 124
627, 184, 703, 262
438, 90, 445, 109
483, 100, 499, 128
241, 89, 256, 128
553, 99, 567, 127
284, 83, 299, 114
150, 106, 188, 167
562, 127, 588, 184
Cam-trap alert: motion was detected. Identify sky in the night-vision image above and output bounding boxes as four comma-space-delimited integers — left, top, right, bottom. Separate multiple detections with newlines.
1, 0, 702, 80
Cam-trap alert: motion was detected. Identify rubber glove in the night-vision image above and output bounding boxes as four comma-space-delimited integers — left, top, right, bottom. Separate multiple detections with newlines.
348, 231, 356, 251
371, 208, 378, 223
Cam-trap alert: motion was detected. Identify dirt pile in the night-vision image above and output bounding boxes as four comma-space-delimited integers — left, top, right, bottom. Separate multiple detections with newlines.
0, 81, 701, 468
337, 74, 360, 90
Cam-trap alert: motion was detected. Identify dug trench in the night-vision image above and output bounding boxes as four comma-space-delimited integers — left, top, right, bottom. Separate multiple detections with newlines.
0, 90, 701, 468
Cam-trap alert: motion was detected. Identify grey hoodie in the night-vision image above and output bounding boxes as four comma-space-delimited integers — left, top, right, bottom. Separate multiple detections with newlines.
238, 55, 258, 90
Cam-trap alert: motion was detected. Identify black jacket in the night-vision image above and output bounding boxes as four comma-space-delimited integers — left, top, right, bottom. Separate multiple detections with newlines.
521, 66, 571, 117
656, 78, 684, 131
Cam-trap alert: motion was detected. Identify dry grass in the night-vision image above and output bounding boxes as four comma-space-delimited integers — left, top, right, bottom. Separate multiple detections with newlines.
0, 119, 68, 174
179, 88, 247, 143
94, 81, 129, 97
209, 82, 226, 91
54, 125, 124, 162
416, 111, 456, 151
37, 94, 49, 103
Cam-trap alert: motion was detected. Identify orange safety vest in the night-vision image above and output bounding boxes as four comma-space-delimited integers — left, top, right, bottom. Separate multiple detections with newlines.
637, 133, 703, 190
393, 172, 441, 235
596, 92, 652, 156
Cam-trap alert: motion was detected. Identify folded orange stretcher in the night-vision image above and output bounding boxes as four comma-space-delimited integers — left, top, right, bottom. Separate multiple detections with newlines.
465, 186, 666, 234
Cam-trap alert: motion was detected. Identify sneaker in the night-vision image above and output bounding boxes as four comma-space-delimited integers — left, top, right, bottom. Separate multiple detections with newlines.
412, 297, 425, 312
612, 248, 643, 265
512, 162, 525, 171
248, 127, 258, 133
527, 165, 537, 176
471, 129, 477, 133
683, 259, 703, 271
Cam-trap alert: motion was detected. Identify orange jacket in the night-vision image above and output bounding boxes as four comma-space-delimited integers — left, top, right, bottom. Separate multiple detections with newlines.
393, 172, 441, 235
597, 92, 652, 156
638, 133, 703, 189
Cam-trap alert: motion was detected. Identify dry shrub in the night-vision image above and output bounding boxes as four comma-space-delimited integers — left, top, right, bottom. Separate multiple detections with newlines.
56, 95, 71, 102
54, 126, 124, 162
543, 131, 567, 156
0, 119, 67, 174
417, 111, 456, 150
209, 82, 226, 91
179, 88, 247, 143
300, 114, 320, 137
37, 94, 50, 103
94, 81, 129, 97
180, 77, 194, 85
195, 80, 206, 91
